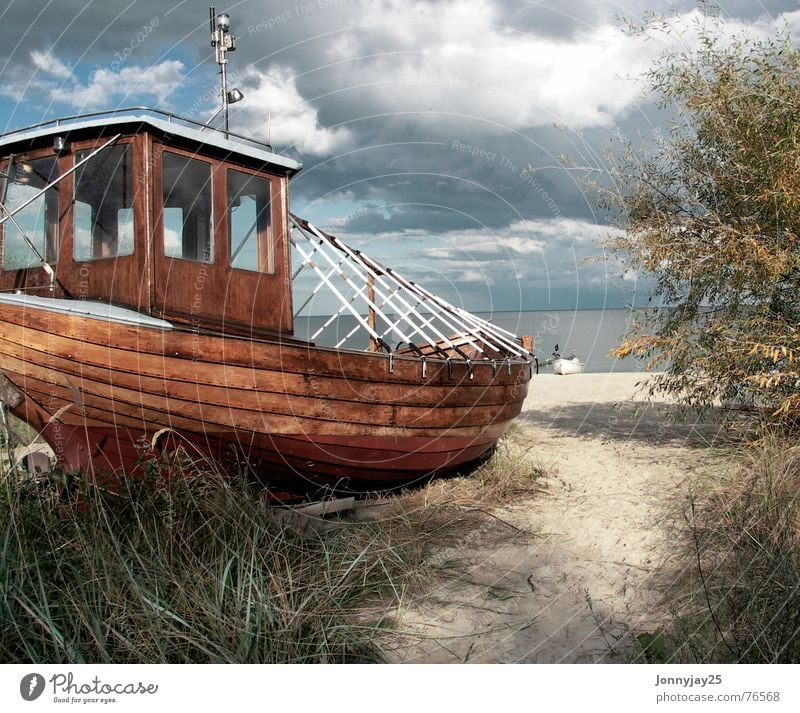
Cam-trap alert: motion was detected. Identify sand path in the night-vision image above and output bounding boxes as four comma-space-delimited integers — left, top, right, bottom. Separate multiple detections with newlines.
394, 372, 730, 663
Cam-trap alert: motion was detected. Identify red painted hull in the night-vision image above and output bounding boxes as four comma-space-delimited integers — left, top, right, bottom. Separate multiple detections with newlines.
39, 424, 497, 491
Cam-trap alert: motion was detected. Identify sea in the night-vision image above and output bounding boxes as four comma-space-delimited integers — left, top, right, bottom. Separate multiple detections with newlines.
293, 308, 643, 373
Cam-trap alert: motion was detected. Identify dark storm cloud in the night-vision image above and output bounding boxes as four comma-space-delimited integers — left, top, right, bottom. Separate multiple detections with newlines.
492, 0, 612, 38
288, 115, 611, 233
0, 1, 197, 67
671, 0, 800, 21
482, 0, 800, 42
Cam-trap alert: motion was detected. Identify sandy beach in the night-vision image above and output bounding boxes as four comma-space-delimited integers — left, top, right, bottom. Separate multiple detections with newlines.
393, 372, 732, 663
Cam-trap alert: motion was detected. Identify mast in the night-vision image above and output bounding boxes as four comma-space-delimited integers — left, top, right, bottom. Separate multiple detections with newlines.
209, 7, 241, 137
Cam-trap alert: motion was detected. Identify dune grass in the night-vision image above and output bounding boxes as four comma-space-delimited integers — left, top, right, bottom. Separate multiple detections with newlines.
635, 429, 800, 663
0, 434, 543, 664
1, 463, 398, 663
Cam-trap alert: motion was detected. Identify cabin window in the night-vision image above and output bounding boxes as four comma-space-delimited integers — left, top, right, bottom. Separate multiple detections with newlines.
227, 169, 274, 273
1, 155, 59, 270
162, 152, 213, 263
73, 144, 135, 261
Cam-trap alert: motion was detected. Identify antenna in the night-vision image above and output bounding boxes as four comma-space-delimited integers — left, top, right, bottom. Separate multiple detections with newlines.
209, 6, 243, 138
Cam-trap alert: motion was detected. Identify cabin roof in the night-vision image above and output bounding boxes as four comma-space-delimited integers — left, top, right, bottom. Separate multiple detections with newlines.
0, 107, 303, 176
0, 293, 174, 330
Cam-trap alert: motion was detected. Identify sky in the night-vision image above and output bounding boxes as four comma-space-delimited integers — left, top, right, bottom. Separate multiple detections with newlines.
1, 0, 799, 313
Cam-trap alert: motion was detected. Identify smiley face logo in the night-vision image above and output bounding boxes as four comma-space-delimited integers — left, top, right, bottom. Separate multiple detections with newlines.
20, 673, 45, 702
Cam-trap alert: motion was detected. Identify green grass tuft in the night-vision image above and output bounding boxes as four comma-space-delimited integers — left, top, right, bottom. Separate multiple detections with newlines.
0, 432, 543, 664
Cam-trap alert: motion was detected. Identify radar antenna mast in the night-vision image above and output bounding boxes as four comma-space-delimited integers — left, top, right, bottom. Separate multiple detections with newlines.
209, 6, 243, 137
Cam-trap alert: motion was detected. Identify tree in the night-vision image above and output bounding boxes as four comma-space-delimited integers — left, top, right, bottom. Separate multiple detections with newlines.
604, 11, 800, 423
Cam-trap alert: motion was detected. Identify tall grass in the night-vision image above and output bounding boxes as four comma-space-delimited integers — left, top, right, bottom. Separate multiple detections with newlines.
0, 436, 543, 664
0, 457, 413, 663
638, 430, 800, 663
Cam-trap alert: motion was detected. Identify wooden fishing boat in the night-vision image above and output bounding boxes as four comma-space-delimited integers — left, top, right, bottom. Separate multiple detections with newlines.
0, 12, 533, 492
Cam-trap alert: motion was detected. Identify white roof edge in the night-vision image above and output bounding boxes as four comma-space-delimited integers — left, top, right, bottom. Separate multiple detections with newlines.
0, 293, 174, 330
0, 113, 303, 174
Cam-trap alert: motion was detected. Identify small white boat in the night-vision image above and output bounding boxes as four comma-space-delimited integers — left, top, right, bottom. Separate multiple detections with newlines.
552, 356, 585, 375
548, 347, 584, 375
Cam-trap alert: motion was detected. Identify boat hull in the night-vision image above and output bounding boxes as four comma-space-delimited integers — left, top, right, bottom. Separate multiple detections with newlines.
0, 300, 531, 491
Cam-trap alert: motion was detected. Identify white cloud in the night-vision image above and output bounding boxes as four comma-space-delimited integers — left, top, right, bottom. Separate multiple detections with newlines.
30, 50, 71, 79
688, 7, 800, 43
458, 268, 492, 284
51, 60, 184, 110
343, 217, 619, 255
281, 1, 800, 133
510, 217, 621, 245
314, 0, 663, 129
319, 216, 623, 305
778, 10, 800, 39
417, 224, 547, 258
232, 66, 350, 156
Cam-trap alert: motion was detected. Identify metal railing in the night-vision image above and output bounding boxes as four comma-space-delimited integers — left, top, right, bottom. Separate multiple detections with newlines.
0, 107, 273, 152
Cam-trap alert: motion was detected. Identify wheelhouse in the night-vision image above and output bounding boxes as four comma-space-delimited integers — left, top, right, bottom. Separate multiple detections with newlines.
0, 109, 302, 337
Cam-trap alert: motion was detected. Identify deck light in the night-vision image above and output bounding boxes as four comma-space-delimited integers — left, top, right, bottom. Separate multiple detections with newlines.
200, 88, 244, 133
53, 136, 70, 154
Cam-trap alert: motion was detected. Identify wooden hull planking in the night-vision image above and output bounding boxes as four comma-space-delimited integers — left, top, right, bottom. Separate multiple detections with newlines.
0, 302, 531, 489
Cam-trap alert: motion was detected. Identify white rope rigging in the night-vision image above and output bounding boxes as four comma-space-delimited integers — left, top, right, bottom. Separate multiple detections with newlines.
290, 215, 531, 363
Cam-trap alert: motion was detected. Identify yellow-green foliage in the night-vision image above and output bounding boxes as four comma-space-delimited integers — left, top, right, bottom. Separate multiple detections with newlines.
603, 11, 800, 424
